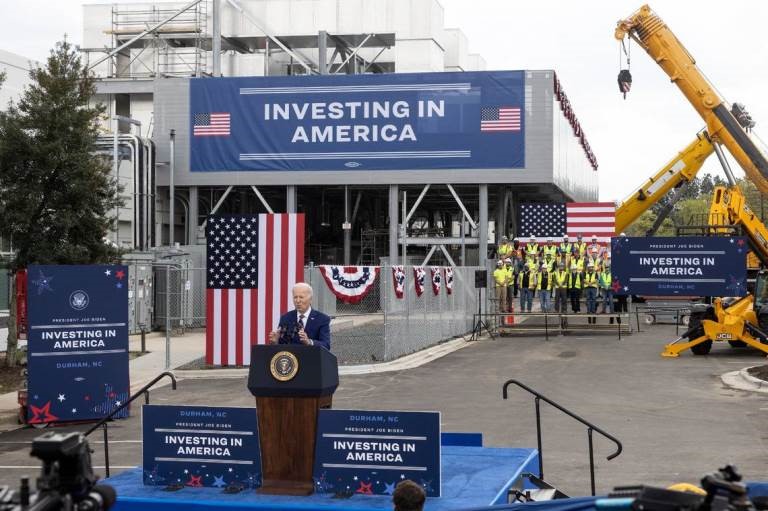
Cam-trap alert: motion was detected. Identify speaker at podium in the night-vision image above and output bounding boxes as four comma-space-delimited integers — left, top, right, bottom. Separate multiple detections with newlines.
248, 344, 339, 496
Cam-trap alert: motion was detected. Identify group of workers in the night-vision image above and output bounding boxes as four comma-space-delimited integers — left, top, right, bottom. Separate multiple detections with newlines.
492, 234, 627, 322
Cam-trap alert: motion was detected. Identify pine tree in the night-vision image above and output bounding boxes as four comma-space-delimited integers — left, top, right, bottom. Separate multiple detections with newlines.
0, 40, 121, 366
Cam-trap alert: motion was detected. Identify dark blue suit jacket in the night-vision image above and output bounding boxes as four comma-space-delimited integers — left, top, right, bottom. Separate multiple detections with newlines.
276, 309, 331, 351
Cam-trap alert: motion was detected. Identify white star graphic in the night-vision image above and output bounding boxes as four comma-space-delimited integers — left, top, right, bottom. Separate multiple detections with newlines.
104, 269, 111, 276
115, 400, 121, 406
57, 394, 66, 402
72, 408, 77, 413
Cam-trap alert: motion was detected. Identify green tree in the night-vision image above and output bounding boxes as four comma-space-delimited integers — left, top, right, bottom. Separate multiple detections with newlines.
0, 40, 121, 366
624, 210, 675, 237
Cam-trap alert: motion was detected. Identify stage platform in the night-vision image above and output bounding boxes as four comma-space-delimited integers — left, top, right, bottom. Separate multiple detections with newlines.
105, 446, 539, 511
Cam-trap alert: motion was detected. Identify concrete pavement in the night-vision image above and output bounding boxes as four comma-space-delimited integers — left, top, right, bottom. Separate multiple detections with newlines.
0, 325, 766, 496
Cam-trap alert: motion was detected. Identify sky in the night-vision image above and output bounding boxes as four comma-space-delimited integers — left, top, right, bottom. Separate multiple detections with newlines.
1, 0, 768, 201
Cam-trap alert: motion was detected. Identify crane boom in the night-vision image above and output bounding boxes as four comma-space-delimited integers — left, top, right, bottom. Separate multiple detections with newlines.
708, 186, 768, 267
615, 131, 713, 233
615, 4, 768, 196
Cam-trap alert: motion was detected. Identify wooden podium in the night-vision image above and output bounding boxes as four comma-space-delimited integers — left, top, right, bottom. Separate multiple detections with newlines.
247, 345, 339, 496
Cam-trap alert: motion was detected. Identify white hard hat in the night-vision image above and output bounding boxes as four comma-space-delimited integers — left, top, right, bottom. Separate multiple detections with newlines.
592, 234, 598, 239
620, 232, 627, 237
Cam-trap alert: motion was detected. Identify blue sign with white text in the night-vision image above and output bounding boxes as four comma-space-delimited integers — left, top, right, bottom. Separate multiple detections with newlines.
142, 405, 261, 489
190, 71, 525, 171
26, 265, 130, 424
611, 237, 747, 296
313, 409, 441, 497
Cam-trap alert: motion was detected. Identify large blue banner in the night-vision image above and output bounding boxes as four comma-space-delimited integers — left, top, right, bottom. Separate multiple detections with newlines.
611, 237, 748, 296
142, 405, 261, 489
190, 71, 525, 172
26, 265, 130, 424
313, 409, 441, 497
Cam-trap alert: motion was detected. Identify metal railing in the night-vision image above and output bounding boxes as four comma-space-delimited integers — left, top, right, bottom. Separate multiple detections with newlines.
85, 372, 177, 477
502, 379, 623, 496
475, 312, 631, 340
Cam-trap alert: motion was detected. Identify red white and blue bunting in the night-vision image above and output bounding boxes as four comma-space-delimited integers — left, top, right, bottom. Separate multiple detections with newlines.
392, 265, 406, 299
413, 266, 426, 297
430, 266, 442, 295
319, 266, 380, 304
445, 267, 454, 295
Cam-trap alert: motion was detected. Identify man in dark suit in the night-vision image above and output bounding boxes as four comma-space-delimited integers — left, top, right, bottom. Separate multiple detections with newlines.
268, 282, 331, 350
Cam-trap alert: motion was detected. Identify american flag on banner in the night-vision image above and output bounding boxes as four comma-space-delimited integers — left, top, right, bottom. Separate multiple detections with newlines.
193, 112, 231, 136
518, 202, 616, 244
480, 106, 521, 132
206, 214, 305, 366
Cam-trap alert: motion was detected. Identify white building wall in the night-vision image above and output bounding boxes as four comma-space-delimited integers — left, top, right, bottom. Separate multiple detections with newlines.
82, 0, 481, 76
441, 28, 468, 72
0, 50, 37, 108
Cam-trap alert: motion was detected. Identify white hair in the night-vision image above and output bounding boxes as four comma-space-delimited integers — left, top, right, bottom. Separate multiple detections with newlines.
293, 282, 313, 297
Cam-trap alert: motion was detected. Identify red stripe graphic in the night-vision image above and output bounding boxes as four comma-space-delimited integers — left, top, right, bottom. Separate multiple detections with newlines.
220, 290, 229, 366
281, 214, 290, 312
205, 288, 214, 365
264, 214, 274, 353
235, 289, 243, 366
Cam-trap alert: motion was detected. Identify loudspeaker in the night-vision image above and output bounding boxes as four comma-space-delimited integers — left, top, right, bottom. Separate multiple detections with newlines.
474, 269, 487, 289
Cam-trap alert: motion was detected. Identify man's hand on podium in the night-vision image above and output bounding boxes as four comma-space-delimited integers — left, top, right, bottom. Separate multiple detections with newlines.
298, 328, 311, 345
268, 330, 279, 344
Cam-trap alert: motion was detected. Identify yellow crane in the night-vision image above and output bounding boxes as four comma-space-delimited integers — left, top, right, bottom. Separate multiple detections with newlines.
616, 4, 768, 356
615, 131, 713, 234
616, 4, 768, 197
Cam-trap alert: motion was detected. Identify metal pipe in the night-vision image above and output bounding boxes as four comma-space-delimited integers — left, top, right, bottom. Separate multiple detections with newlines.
588, 428, 596, 496
169, 129, 176, 246
479, 185, 489, 264
344, 186, 351, 265
401, 191, 407, 267
165, 267, 171, 370
113, 117, 119, 244
535, 397, 543, 479
388, 185, 398, 265
212, 0, 221, 76
713, 142, 737, 187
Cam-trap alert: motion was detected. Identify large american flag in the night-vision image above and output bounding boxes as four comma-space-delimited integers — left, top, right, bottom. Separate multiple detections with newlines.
193, 112, 231, 136
480, 106, 521, 132
518, 202, 616, 244
206, 214, 304, 366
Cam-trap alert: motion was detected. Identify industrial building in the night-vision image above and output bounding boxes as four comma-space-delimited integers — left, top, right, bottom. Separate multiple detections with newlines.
78, 0, 598, 268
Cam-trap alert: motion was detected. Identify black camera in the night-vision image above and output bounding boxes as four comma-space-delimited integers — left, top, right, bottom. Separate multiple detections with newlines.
0, 432, 116, 511
598, 465, 766, 511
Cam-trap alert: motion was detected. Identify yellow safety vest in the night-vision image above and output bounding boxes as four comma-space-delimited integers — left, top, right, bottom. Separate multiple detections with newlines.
575, 241, 587, 256
570, 258, 584, 272
518, 270, 537, 289
541, 258, 555, 272
493, 268, 508, 286
505, 266, 515, 287
498, 243, 513, 258
543, 245, 557, 258
536, 271, 553, 291
568, 272, 582, 289
583, 272, 598, 288
559, 242, 572, 255
554, 270, 569, 288
599, 272, 612, 289
525, 243, 539, 257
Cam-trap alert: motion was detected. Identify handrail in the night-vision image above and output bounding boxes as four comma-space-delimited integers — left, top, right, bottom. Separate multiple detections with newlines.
502, 379, 622, 496
85, 371, 177, 477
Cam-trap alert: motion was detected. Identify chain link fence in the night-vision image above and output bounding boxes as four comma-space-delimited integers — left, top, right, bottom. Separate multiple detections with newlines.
153, 265, 481, 364
154, 267, 206, 333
